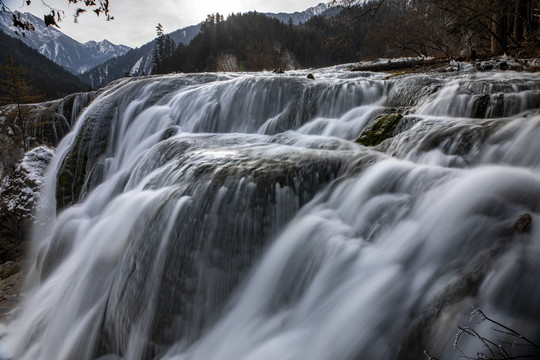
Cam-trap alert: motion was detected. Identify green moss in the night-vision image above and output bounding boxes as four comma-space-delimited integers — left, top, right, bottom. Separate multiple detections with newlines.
356, 112, 403, 147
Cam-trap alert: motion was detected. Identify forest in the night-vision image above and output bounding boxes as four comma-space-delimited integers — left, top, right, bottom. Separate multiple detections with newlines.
0, 31, 88, 102
152, 0, 540, 74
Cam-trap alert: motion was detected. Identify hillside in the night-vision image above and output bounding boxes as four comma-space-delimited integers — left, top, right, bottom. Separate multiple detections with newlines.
80, 24, 201, 89
0, 31, 89, 102
154, 12, 339, 73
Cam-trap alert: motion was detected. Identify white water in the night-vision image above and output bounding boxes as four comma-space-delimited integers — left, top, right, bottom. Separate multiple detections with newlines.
2, 69, 540, 360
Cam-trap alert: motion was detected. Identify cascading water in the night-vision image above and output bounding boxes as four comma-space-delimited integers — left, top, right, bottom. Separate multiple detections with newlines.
1, 68, 540, 360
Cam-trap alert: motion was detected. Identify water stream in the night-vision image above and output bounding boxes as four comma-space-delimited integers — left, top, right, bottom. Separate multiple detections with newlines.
1, 68, 540, 360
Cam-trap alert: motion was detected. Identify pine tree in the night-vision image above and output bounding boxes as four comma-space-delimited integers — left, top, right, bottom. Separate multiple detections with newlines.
152, 22, 177, 74
152, 23, 164, 72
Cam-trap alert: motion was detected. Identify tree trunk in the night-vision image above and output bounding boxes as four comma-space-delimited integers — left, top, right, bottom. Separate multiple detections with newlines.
513, 0, 527, 42
527, 0, 539, 36
491, 2, 507, 54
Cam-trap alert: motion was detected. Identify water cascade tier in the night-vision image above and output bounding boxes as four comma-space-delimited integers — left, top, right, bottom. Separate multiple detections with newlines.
2, 68, 540, 360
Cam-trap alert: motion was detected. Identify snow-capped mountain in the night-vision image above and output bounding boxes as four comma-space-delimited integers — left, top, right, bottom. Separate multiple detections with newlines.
0, 11, 131, 74
80, 23, 201, 89
264, 2, 339, 25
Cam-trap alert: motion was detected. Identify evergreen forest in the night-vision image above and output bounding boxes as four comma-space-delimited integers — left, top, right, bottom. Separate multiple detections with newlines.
152, 0, 540, 74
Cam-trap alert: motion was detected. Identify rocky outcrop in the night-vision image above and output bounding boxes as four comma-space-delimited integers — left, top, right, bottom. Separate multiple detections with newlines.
0, 146, 54, 264
351, 56, 540, 73
351, 57, 448, 72
0, 91, 94, 177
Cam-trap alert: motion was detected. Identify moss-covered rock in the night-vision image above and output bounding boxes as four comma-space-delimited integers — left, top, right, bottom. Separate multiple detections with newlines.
356, 112, 404, 146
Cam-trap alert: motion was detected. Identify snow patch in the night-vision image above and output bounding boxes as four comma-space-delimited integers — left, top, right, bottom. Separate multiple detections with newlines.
20, 146, 55, 184
0, 146, 54, 222
130, 57, 144, 75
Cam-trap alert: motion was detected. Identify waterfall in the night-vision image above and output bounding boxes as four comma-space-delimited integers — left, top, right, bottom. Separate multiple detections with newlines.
1, 69, 539, 360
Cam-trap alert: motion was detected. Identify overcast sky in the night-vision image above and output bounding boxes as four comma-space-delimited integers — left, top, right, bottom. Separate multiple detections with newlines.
4, 0, 324, 47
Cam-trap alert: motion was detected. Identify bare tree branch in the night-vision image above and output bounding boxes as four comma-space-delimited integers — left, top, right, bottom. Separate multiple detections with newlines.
451, 309, 540, 360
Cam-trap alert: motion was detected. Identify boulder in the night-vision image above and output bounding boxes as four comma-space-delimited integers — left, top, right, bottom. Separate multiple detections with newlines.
356, 112, 403, 146
514, 213, 532, 233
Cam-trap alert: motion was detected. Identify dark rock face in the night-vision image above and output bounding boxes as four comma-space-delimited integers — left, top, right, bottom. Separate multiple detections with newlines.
0, 146, 53, 263
55, 83, 131, 210
0, 92, 92, 265
0, 260, 25, 322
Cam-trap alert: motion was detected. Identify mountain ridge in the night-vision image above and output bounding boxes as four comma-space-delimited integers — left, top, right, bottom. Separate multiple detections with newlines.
0, 11, 131, 74
264, 2, 339, 25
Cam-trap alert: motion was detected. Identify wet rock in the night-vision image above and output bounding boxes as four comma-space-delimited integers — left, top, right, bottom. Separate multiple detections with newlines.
356, 112, 403, 146
160, 127, 180, 141
473, 94, 490, 118
514, 213, 532, 233
474, 56, 527, 72
386, 75, 443, 108
56, 94, 117, 210
479, 62, 494, 71
393, 115, 422, 134
307, 73, 315, 80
